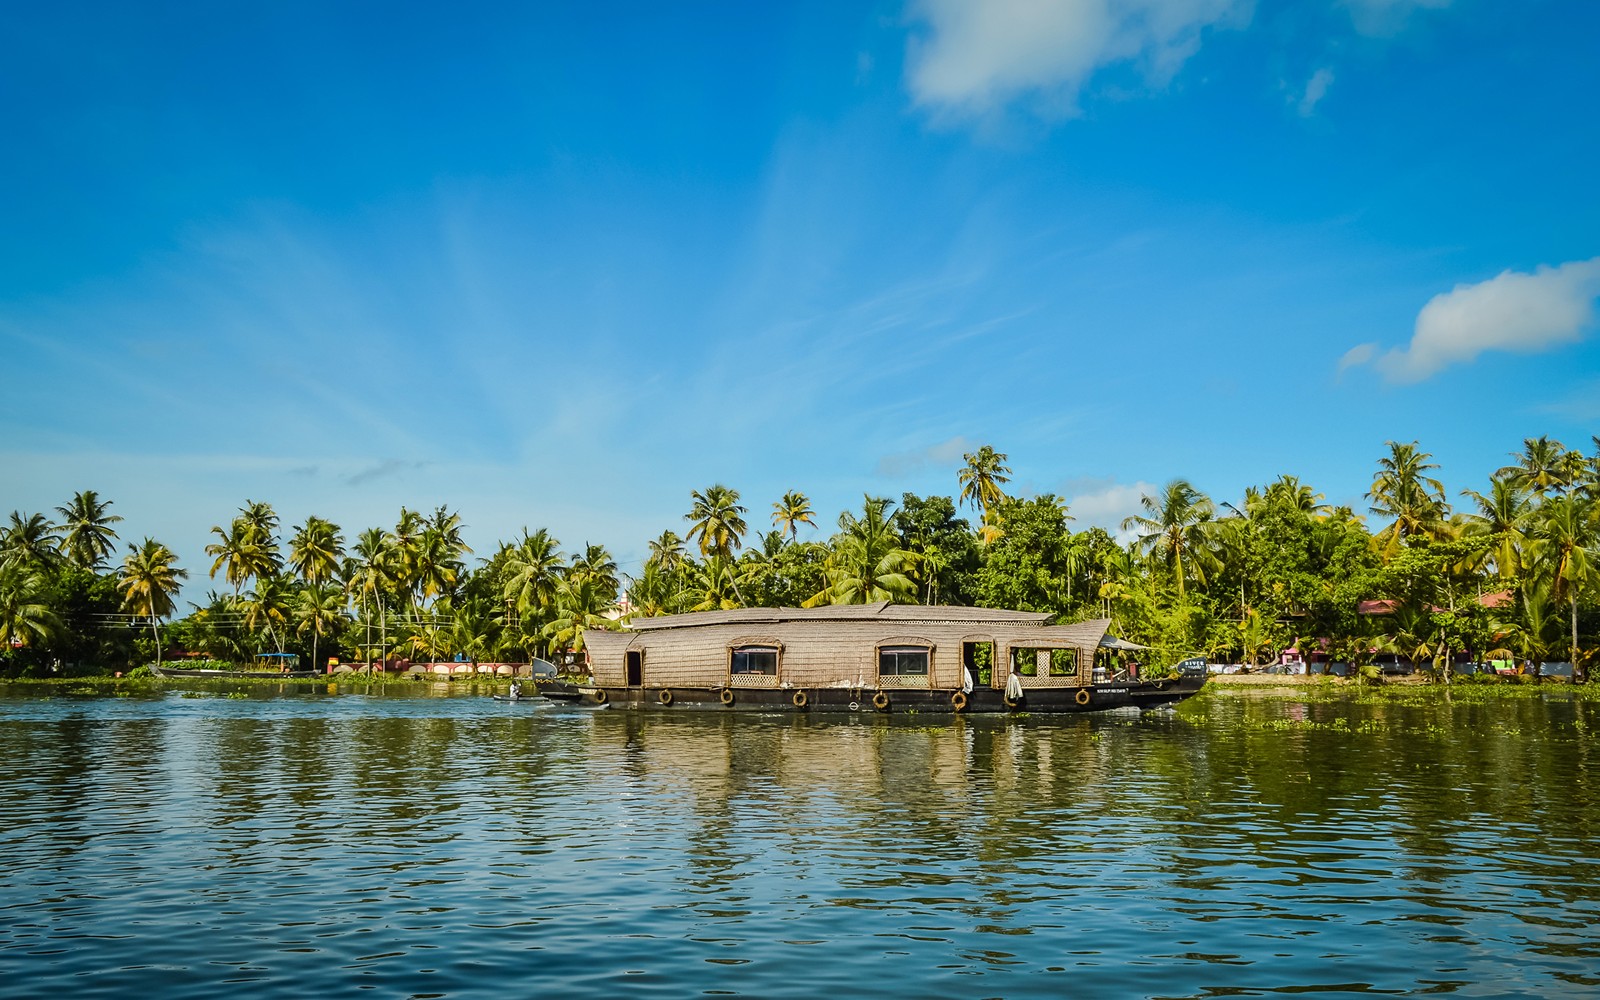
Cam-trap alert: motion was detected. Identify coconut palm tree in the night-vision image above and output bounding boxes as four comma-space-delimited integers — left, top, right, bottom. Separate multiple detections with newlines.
54, 491, 122, 571
1461, 477, 1534, 585
501, 528, 566, 623
118, 538, 188, 665
0, 512, 63, 575
1529, 493, 1596, 680
772, 491, 816, 544
1369, 440, 1448, 558
293, 582, 345, 673
806, 496, 917, 606
1122, 480, 1216, 599
569, 543, 620, 604
289, 516, 346, 589
1499, 436, 1573, 497
686, 485, 748, 563
205, 518, 255, 596
348, 528, 395, 665
957, 445, 1012, 524
0, 567, 60, 652
543, 576, 615, 654
240, 573, 294, 653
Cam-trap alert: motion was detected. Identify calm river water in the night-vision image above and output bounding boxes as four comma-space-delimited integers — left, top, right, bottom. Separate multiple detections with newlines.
1, 683, 1597, 998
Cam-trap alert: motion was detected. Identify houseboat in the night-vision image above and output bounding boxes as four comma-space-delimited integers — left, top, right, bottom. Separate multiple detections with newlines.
574, 602, 1205, 714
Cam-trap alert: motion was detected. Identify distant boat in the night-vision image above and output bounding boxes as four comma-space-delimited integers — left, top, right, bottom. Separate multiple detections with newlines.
152, 652, 320, 679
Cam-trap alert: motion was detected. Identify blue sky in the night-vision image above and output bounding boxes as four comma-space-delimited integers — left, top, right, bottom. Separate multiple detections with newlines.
3, 0, 1598, 589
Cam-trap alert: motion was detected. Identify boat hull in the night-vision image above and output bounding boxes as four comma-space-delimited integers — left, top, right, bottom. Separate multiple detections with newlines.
557, 675, 1205, 714
151, 667, 322, 679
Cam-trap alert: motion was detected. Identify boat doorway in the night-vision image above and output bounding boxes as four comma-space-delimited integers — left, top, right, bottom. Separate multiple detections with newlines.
626, 650, 643, 687
962, 640, 993, 687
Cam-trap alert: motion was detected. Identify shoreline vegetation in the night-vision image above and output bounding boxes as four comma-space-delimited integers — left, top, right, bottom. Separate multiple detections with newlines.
3, 436, 1597, 684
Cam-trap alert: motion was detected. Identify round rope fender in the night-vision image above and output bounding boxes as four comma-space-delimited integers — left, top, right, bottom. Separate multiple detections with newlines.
658, 688, 674, 706
872, 690, 890, 711
592, 688, 609, 706
718, 687, 735, 706
1075, 688, 1091, 706
951, 691, 968, 711
792, 690, 809, 709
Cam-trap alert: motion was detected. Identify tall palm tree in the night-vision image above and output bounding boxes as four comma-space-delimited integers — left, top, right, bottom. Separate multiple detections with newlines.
1, 511, 63, 574
957, 445, 1012, 523
1461, 477, 1533, 585
293, 582, 346, 673
501, 528, 566, 621
1530, 493, 1596, 680
569, 543, 620, 604
54, 491, 122, 571
288, 515, 346, 587
349, 527, 396, 665
686, 485, 748, 563
772, 491, 816, 545
205, 518, 255, 596
1368, 440, 1448, 558
1122, 480, 1216, 599
119, 538, 188, 665
646, 530, 686, 573
241, 573, 294, 653
1499, 436, 1572, 497
806, 496, 917, 606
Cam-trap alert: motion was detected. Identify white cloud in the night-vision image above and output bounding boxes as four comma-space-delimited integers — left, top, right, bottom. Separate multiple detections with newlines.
1337, 342, 1376, 376
1343, 0, 1453, 36
1063, 477, 1159, 540
906, 0, 1249, 119
1358, 257, 1600, 382
1296, 66, 1334, 116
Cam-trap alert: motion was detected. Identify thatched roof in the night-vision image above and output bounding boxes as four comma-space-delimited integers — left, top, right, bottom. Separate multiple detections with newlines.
626, 602, 1054, 633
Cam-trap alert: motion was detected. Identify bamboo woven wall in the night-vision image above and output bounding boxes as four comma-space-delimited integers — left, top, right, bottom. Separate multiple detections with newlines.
581, 609, 1110, 691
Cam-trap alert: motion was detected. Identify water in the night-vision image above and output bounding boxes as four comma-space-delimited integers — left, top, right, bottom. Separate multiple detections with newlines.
2, 684, 1597, 998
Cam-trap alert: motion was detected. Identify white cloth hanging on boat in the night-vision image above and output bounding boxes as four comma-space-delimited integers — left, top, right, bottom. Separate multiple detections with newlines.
1005, 671, 1023, 700
962, 666, 974, 694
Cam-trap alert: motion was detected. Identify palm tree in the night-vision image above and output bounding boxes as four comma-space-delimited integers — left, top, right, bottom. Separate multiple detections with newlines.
240, 573, 294, 653
1530, 493, 1596, 680
957, 445, 1012, 523
205, 518, 255, 596
772, 491, 816, 544
686, 485, 748, 563
1368, 440, 1448, 558
54, 491, 122, 571
1121, 480, 1216, 599
0, 567, 60, 651
1461, 477, 1533, 585
119, 538, 188, 665
293, 582, 345, 672
806, 496, 918, 606
1, 511, 63, 574
543, 576, 615, 654
569, 543, 620, 604
349, 528, 394, 666
288, 515, 346, 587
1499, 436, 1572, 497
501, 528, 566, 627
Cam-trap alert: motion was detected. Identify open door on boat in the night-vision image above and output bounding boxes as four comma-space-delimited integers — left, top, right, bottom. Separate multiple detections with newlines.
626, 650, 643, 687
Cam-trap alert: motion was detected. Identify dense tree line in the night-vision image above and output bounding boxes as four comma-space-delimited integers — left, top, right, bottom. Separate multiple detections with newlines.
2, 436, 1597, 679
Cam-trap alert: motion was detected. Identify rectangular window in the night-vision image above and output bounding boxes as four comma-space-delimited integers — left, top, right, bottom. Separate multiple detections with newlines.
731, 646, 778, 675
879, 646, 929, 677
1012, 647, 1078, 677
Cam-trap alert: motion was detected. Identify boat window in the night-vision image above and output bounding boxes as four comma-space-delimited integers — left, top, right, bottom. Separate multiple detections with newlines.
878, 646, 929, 677
1011, 647, 1078, 677
731, 646, 779, 676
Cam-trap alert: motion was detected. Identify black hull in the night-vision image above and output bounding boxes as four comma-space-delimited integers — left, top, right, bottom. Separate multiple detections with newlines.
564, 675, 1205, 714
151, 667, 322, 679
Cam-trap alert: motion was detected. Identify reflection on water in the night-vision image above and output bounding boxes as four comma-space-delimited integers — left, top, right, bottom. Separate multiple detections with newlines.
1, 687, 1597, 998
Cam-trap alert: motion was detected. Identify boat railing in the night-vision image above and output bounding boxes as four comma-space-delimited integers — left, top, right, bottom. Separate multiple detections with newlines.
728, 673, 782, 689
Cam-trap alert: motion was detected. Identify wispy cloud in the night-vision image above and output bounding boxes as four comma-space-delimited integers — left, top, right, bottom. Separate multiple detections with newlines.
876, 435, 975, 477
1296, 67, 1335, 116
1342, 0, 1453, 37
1348, 257, 1600, 382
905, 0, 1249, 121
347, 459, 428, 487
